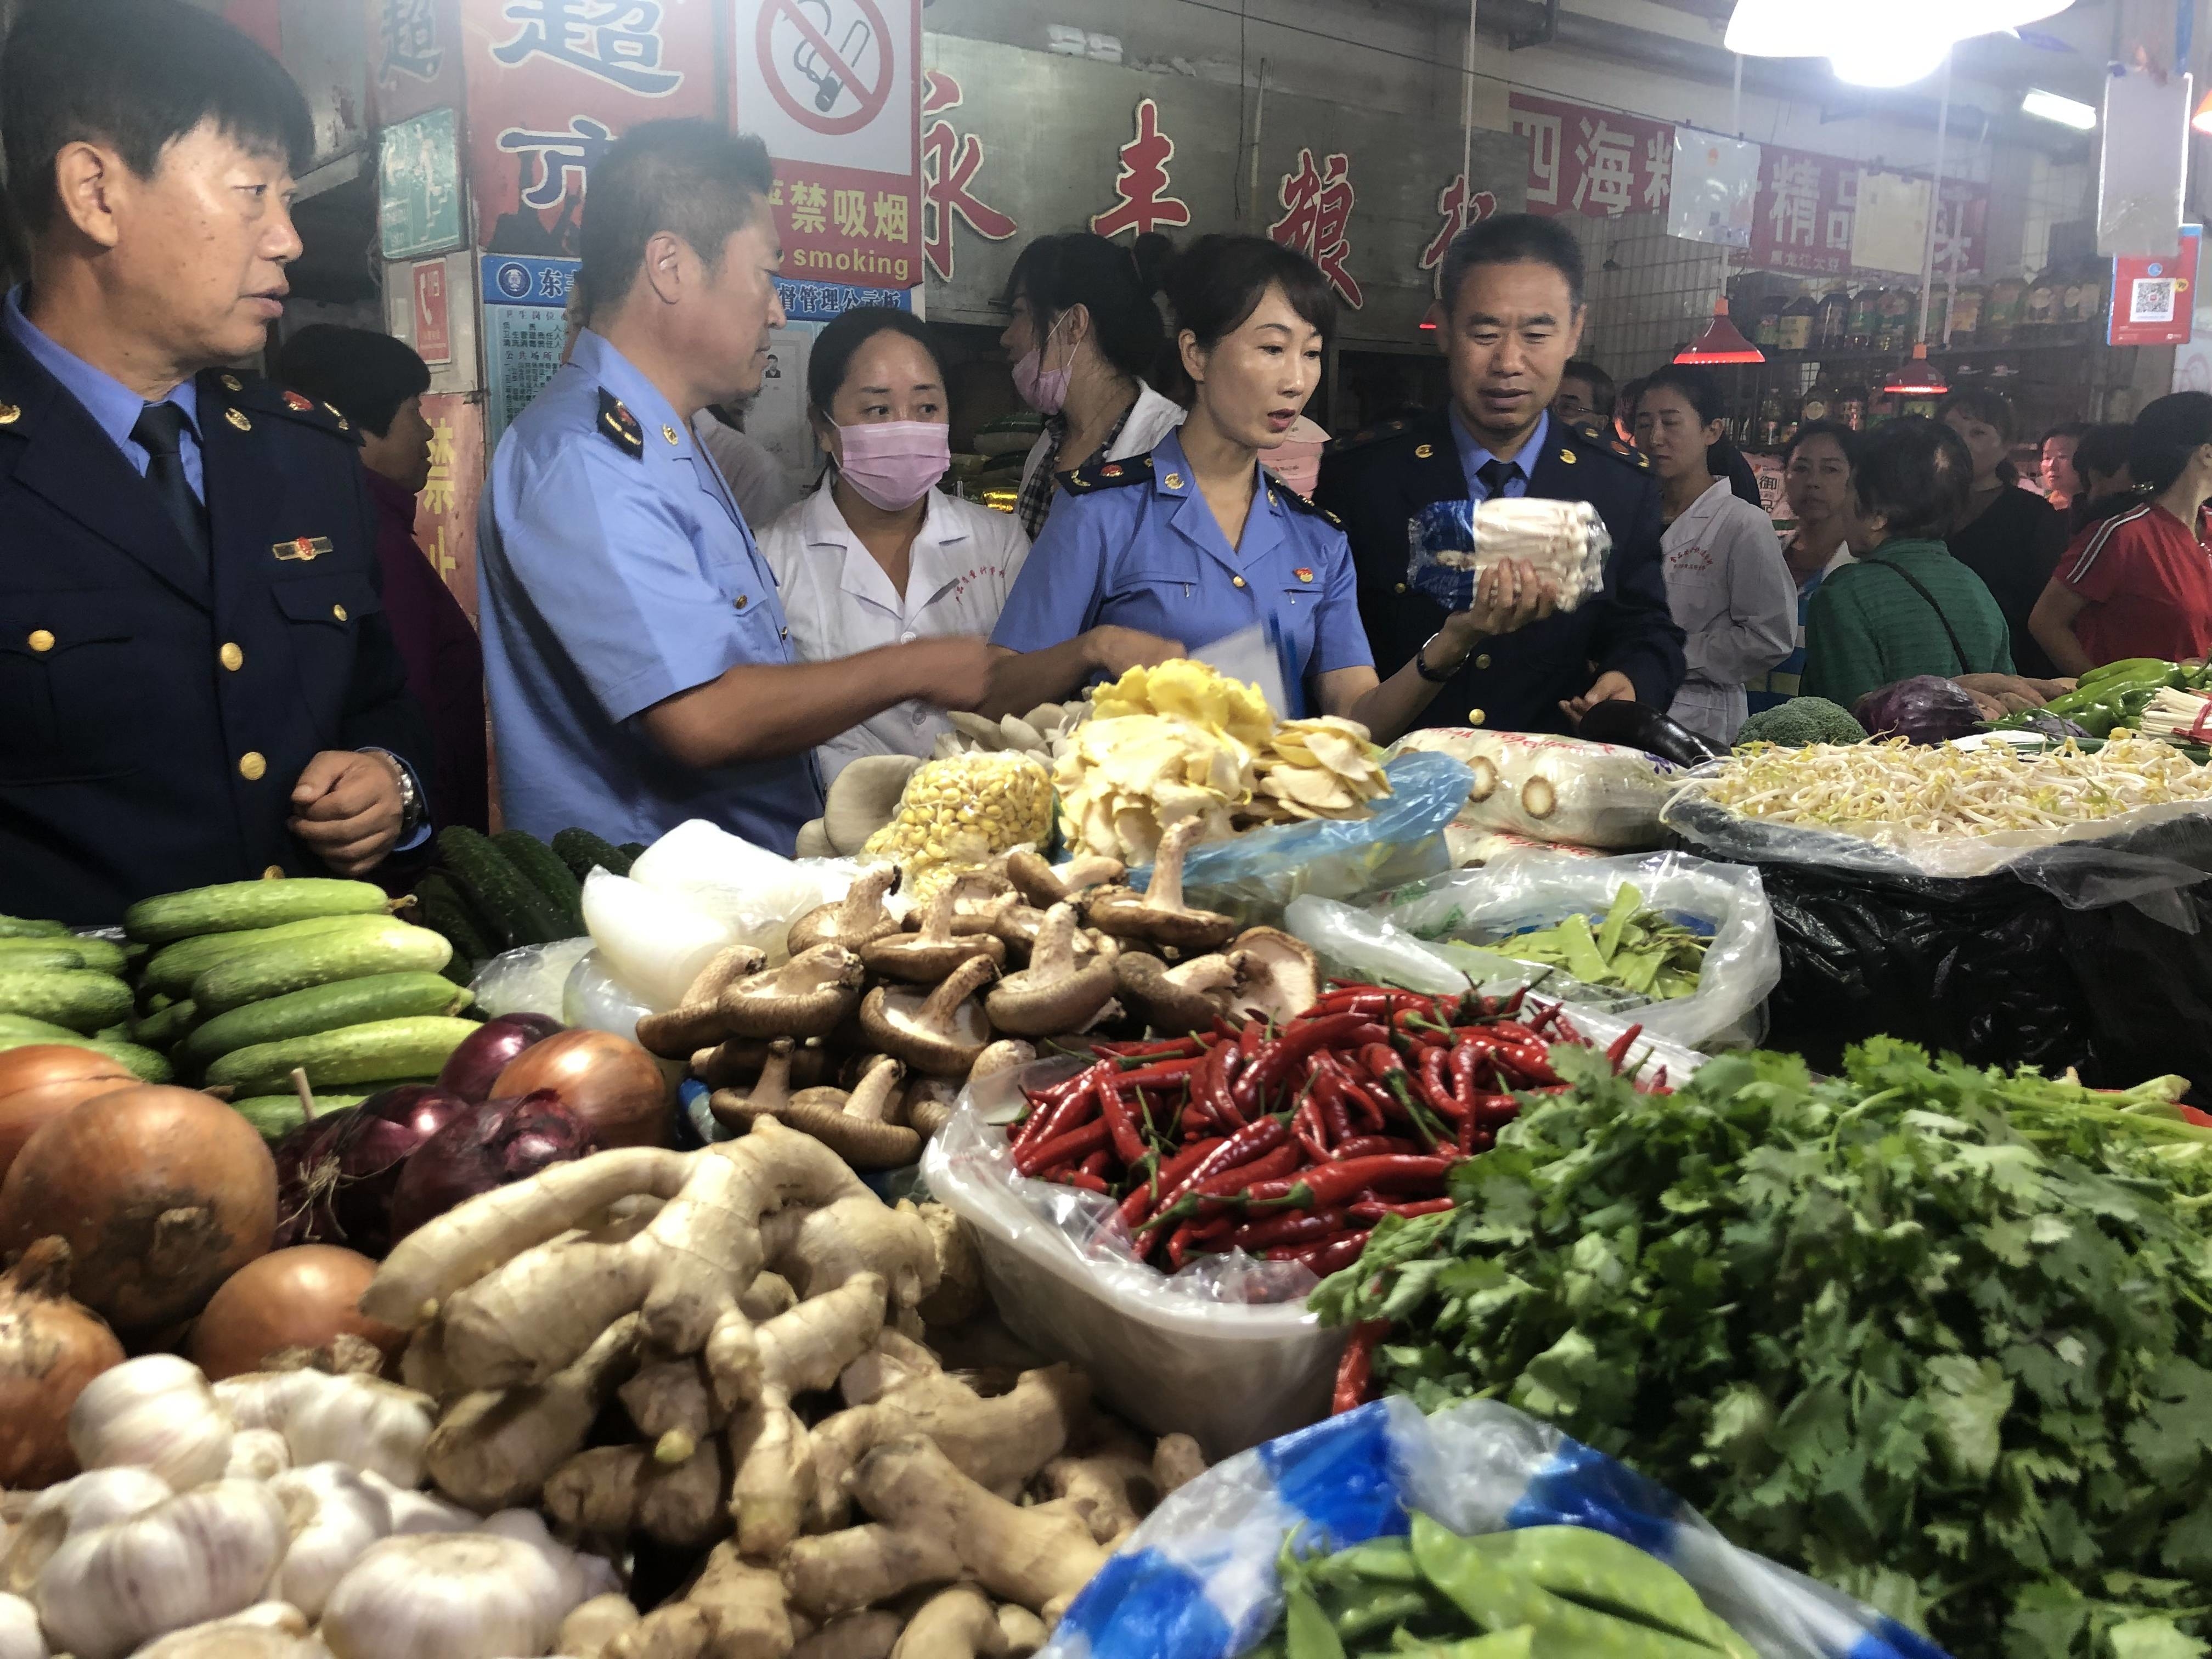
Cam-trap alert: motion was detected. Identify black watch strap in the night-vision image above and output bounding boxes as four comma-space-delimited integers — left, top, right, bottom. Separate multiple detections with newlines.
1414, 630, 1465, 682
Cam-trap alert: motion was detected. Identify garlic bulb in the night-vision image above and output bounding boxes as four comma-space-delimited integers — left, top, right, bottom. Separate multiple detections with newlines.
479, 1508, 622, 1608
0, 1468, 172, 1594
0, 1592, 46, 1659
320, 1532, 571, 1659
216, 1370, 435, 1487
134, 1602, 320, 1659
356, 1470, 477, 1535
269, 1463, 392, 1619
225, 1427, 292, 1482
67, 1355, 233, 1490
33, 1479, 289, 1659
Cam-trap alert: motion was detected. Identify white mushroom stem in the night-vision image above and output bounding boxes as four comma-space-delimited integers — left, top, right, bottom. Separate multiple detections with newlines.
845, 1057, 906, 1125
1059, 855, 1126, 895
911, 884, 958, 945
1145, 819, 1204, 913
1027, 904, 1082, 980
915, 955, 998, 1034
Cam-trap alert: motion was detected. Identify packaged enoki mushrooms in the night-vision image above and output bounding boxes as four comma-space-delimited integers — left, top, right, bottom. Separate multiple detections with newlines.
1405, 497, 1612, 614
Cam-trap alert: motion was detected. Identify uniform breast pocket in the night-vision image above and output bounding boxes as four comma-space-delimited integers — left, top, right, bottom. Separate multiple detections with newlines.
269, 574, 381, 742
1104, 567, 1198, 641
1275, 585, 1323, 674
721, 583, 789, 664
0, 593, 148, 784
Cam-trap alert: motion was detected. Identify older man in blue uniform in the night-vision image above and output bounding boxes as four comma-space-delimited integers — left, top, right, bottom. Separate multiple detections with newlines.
479, 121, 995, 855
0, 0, 429, 924
1317, 216, 1684, 736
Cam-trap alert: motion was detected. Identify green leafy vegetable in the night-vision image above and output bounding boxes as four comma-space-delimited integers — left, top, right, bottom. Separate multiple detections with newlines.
1312, 1041, 2212, 1659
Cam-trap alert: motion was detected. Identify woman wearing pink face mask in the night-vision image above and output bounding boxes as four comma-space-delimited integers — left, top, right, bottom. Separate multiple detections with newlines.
1003, 233, 1187, 539
757, 307, 1029, 782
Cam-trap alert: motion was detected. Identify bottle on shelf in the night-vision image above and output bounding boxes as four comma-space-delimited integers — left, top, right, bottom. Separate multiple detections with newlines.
1756, 384, 1787, 449
1923, 289, 1949, 350
1752, 295, 1785, 348
1846, 286, 1881, 349
2023, 266, 2059, 336
1776, 292, 1817, 352
1982, 276, 2027, 344
1835, 382, 1868, 431
1801, 377, 1836, 425
1946, 282, 1985, 345
1815, 284, 1853, 349
1875, 287, 1916, 354
2070, 262, 2108, 328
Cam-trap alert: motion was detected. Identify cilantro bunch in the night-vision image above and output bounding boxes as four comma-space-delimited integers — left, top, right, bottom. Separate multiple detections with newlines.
1313, 1040, 2212, 1659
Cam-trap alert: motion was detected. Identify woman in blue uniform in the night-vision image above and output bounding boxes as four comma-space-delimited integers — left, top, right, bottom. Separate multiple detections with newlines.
987, 235, 1533, 737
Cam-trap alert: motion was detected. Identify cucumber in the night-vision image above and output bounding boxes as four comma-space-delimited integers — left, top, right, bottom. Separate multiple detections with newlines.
552, 827, 633, 881
0, 1013, 86, 1041
0, 944, 89, 973
0, 915, 69, 939
190, 922, 454, 1016
0, 970, 134, 1034
228, 1084, 430, 1144
131, 998, 201, 1051
182, 972, 473, 1070
205, 1017, 480, 1096
439, 827, 566, 948
494, 831, 586, 933
0, 1032, 171, 1082
124, 878, 389, 944
414, 873, 498, 965
143, 913, 397, 998
618, 843, 646, 861
58, 936, 127, 975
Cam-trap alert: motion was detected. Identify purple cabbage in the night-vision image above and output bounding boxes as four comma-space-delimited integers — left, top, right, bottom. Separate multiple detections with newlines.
1852, 676, 1985, 745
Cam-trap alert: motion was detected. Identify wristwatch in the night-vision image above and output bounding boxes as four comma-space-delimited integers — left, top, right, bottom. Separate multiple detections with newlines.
1414, 629, 1472, 683
363, 748, 425, 839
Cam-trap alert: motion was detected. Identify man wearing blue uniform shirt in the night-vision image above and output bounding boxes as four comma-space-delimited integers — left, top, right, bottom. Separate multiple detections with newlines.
1317, 216, 1685, 736
479, 122, 994, 855
0, 0, 431, 924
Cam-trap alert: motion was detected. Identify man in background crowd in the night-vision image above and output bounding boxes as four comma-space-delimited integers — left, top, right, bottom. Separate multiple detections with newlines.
1554, 358, 1616, 431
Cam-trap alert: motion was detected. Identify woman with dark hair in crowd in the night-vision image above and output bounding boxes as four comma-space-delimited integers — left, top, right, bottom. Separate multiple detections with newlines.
758, 307, 1028, 783
988, 236, 1495, 738
1631, 366, 1795, 743
2031, 392, 2212, 674
1939, 388, 2067, 676
1000, 232, 1186, 538
2042, 421, 2089, 513
1746, 420, 1859, 714
2069, 421, 2137, 531
1803, 417, 2014, 708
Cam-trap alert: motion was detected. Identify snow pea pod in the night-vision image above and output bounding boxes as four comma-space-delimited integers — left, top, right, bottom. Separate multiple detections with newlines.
1333, 1586, 1441, 1641
1285, 1585, 1347, 1659
1467, 1528, 1740, 1655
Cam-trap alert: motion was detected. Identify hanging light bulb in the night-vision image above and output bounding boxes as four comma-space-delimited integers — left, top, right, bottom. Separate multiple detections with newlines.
1882, 343, 1950, 396
1726, 0, 2075, 87
1675, 297, 1765, 365
2193, 84, 2212, 136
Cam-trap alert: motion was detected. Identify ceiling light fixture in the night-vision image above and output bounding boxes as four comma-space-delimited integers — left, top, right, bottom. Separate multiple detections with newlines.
1725, 0, 2074, 88
1882, 343, 1950, 396
2022, 88, 2097, 129
1674, 297, 1765, 365
2193, 85, 2212, 136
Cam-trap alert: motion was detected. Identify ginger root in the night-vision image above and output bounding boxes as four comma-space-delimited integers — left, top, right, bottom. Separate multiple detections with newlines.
794, 1611, 903, 1659
560, 1592, 644, 1659
544, 1437, 731, 1551
606, 1541, 793, 1659
891, 1585, 1006, 1659
425, 1314, 640, 1510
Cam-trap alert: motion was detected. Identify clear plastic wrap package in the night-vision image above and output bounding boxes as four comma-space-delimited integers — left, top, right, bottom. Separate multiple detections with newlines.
1045, 1396, 1948, 1659
626, 819, 874, 965
1350, 852, 1778, 1049
1135, 751, 1472, 928
1392, 728, 1680, 849
1404, 496, 1612, 614
919, 1058, 1343, 1460
467, 938, 594, 1019
561, 946, 656, 1038
1283, 896, 1714, 1079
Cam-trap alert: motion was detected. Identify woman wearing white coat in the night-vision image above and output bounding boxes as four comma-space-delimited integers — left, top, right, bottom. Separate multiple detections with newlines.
1001, 232, 1186, 539
759, 307, 1030, 783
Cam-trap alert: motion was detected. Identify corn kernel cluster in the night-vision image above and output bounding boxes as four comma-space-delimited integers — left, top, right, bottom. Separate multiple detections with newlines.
862, 751, 1054, 893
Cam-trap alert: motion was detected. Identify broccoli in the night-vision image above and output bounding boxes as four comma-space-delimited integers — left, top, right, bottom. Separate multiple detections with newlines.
1736, 697, 1868, 749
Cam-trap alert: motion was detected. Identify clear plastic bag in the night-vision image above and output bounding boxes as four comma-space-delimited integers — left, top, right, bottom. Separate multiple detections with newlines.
1392, 728, 1681, 849
467, 938, 594, 1020
1045, 1395, 1949, 1659
561, 946, 657, 1039
1356, 852, 1778, 1049
1139, 752, 1473, 929
918, 1059, 1343, 1460
1405, 496, 1612, 615
626, 819, 876, 965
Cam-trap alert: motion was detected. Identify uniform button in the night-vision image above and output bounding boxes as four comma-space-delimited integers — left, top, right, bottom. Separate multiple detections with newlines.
220, 642, 244, 671
900, 630, 917, 644
262, 865, 285, 879
331, 603, 348, 622
1475, 653, 1492, 670
26, 629, 53, 653
1232, 575, 1248, 589
239, 751, 267, 781
1466, 709, 1487, 728
733, 595, 749, 611
1393, 582, 1407, 594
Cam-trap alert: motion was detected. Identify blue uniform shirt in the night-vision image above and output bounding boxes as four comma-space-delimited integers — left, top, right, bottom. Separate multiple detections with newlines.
989, 428, 1373, 717
4, 287, 204, 500
1450, 406, 1547, 504
477, 329, 822, 853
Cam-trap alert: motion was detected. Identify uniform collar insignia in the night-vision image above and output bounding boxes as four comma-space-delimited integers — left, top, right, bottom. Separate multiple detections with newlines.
283, 391, 315, 413
597, 389, 645, 460
274, 535, 332, 562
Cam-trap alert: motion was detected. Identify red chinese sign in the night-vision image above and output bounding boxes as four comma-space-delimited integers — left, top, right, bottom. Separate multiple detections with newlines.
1419, 173, 1501, 272
367, 0, 462, 126
413, 260, 453, 364
1091, 99, 1190, 241
462, 0, 716, 257
920, 70, 1017, 283
1507, 93, 1671, 219
413, 392, 484, 619
1268, 149, 1363, 308
2111, 230, 2200, 346
1746, 145, 1985, 279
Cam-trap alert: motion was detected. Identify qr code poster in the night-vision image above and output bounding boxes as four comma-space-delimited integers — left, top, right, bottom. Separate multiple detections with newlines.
2112, 229, 2200, 347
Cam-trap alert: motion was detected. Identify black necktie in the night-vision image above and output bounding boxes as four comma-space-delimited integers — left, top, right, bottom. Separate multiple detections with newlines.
1476, 458, 1522, 501
132, 402, 211, 567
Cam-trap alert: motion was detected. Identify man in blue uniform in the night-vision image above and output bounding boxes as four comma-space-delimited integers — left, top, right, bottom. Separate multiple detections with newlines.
0, 0, 430, 924
1317, 216, 1685, 736
479, 122, 994, 855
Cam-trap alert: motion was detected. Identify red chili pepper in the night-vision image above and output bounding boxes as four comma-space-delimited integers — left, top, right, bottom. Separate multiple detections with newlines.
1107, 1036, 1212, 1062
1016, 1116, 1114, 1176
1348, 1197, 1455, 1223
1302, 1230, 1374, 1278
1294, 1096, 1332, 1164
1418, 1046, 1466, 1120
1312, 1062, 1356, 1145
1009, 1075, 1099, 1165
1229, 1207, 1351, 1252
1154, 1114, 1291, 1214
1529, 1002, 1565, 1035
1244, 1154, 1455, 1212
1077, 1149, 1112, 1177
1495, 1044, 1561, 1086
1162, 1221, 1200, 1268
1605, 1023, 1645, 1071
1010, 1071, 1092, 1151
1060, 1170, 1109, 1193
1239, 1019, 1266, 1058
1114, 1056, 1206, 1091
1242, 1012, 1389, 1109
1098, 1077, 1147, 1167
1331, 1135, 1420, 1160
1114, 1133, 1228, 1232
1333, 1318, 1390, 1414
1201, 1040, 1245, 1130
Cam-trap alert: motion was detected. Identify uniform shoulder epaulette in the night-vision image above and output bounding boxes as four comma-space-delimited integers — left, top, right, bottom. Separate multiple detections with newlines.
1058, 453, 1153, 495
1323, 417, 1418, 458
1274, 484, 1342, 527
597, 389, 645, 460
1565, 418, 1650, 472
213, 369, 357, 441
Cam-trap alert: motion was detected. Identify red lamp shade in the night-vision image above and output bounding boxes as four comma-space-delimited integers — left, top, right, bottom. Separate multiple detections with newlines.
1674, 298, 1765, 365
1882, 343, 1949, 396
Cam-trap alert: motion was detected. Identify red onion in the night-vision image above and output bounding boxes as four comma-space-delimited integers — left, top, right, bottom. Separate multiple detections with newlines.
273, 1085, 470, 1257
386, 1091, 598, 1243
438, 1013, 565, 1104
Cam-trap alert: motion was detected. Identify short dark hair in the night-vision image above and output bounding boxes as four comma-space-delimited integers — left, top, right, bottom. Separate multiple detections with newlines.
274, 325, 431, 439
805, 306, 942, 416
1438, 212, 1585, 318
1560, 359, 1615, 415
1782, 419, 1857, 468
2, 0, 312, 236
2041, 421, 2090, 447
1852, 416, 1973, 541
1163, 234, 1336, 355
1634, 364, 1723, 426
2074, 421, 2132, 482
575, 121, 775, 324
1937, 387, 2017, 443
1002, 232, 1166, 383
2129, 392, 2212, 496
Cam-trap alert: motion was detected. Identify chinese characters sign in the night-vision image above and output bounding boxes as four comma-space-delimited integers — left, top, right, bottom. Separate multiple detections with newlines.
413, 393, 486, 623
733, 0, 924, 290
1091, 99, 1191, 240
1419, 173, 1500, 272
1747, 145, 1984, 278
1268, 149, 1363, 307
1508, 93, 1670, 219
370, 0, 462, 125
921, 70, 1017, 282
2112, 230, 2200, 347
481, 254, 578, 446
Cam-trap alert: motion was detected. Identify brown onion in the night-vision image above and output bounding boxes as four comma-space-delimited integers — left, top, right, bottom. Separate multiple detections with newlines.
492, 1029, 672, 1149
0, 1045, 138, 1183
0, 1235, 125, 1486
0, 1085, 278, 1333
188, 1244, 402, 1380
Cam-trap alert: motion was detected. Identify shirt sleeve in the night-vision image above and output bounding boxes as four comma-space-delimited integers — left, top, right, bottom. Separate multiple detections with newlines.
1684, 501, 1798, 685
499, 434, 767, 725
989, 492, 1111, 651
1588, 474, 1689, 706
2058, 512, 2138, 605
1308, 522, 1374, 676
1800, 575, 1883, 708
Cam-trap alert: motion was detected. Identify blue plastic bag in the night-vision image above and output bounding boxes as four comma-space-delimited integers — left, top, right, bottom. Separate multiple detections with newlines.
1046, 1396, 1950, 1659
1131, 752, 1473, 928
